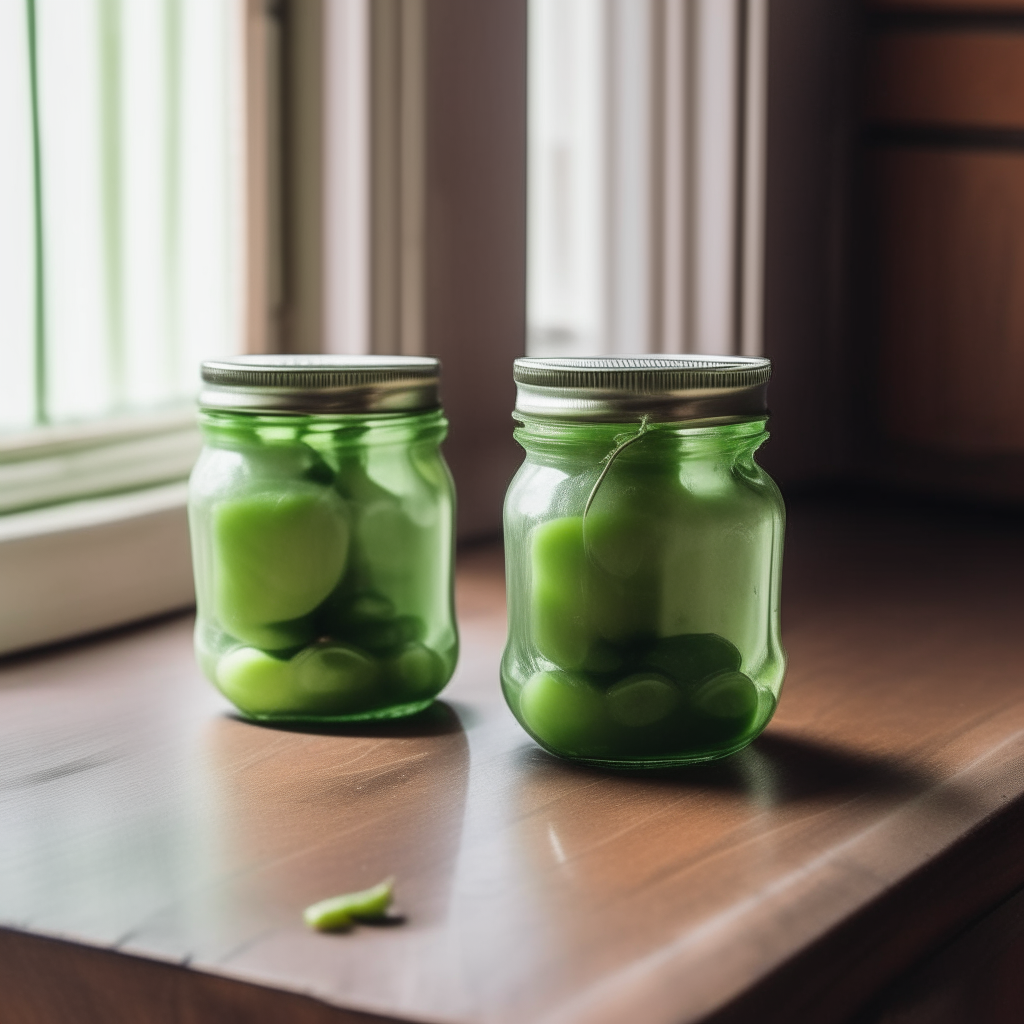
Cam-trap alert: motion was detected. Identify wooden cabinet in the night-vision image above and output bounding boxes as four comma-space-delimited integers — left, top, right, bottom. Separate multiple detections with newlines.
872, 148, 1024, 453
872, 0, 1024, 11
865, 3, 1024, 472
868, 31, 1024, 129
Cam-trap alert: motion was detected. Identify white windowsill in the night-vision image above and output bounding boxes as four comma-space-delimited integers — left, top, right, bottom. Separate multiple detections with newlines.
0, 408, 200, 516
0, 482, 195, 657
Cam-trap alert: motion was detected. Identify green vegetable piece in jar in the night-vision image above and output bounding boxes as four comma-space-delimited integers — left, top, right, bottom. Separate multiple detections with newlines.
606, 672, 680, 728
530, 518, 591, 670
319, 589, 427, 655
314, 589, 390, 641
212, 488, 350, 643
216, 647, 295, 716
643, 632, 742, 685
583, 507, 663, 580
230, 616, 318, 654
388, 642, 445, 699
334, 450, 431, 590
580, 638, 631, 676
355, 499, 436, 619
293, 642, 379, 714
530, 516, 657, 672
691, 670, 760, 742
519, 670, 610, 757
303, 876, 395, 932
298, 445, 337, 486
239, 439, 333, 485
355, 615, 425, 655
348, 593, 396, 622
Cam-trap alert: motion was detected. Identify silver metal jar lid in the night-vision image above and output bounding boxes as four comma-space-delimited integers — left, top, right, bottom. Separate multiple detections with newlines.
199, 355, 441, 414
513, 354, 771, 423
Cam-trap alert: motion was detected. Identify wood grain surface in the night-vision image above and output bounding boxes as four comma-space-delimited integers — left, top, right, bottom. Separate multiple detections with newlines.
3, 500, 1024, 1023
867, 32, 1024, 130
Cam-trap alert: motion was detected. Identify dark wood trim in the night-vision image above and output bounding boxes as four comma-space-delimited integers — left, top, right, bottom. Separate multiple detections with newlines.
869, 12, 1024, 32
760, 0, 861, 486
866, 123, 1024, 149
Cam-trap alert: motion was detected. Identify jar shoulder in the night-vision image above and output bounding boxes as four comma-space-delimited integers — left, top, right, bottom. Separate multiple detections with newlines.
190, 435, 453, 507
505, 451, 785, 525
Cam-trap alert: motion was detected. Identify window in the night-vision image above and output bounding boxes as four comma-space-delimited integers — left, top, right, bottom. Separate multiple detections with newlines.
1, 0, 243, 440
527, 0, 768, 359
0, 0, 245, 653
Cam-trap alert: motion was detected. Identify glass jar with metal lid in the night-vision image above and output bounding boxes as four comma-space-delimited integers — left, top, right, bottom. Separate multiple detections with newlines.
188, 355, 457, 721
502, 355, 785, 767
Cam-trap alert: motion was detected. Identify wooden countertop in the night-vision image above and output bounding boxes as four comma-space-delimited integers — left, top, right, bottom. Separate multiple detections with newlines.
3, 496, 1024, 1024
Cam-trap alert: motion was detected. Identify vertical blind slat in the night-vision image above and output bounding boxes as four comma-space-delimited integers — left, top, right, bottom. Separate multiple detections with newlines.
39, 0, 111, 422
26, 0, 47, 424
164, 0, 183, 388
0, 1, 37, 429
176, 0, 236, 398
99, 0, 125, 407
123, 0, 170, 409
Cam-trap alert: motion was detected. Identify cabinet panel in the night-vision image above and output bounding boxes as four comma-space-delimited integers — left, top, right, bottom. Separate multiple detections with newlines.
861, 884, 1024, 1024
869, 33, 1024, 130
873, 147, 1024, 453
870, 1, 1024, 10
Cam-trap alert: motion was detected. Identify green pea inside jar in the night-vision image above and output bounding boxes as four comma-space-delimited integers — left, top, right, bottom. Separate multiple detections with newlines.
189, 356, 458, 722
501, 355, 786, 768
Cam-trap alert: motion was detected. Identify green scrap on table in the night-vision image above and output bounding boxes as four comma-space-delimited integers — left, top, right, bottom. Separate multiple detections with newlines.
303, 877, 396, 932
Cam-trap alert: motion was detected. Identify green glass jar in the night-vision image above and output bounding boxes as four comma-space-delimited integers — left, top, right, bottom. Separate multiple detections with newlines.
189, 355, 457, 722
501, 355, 785, 767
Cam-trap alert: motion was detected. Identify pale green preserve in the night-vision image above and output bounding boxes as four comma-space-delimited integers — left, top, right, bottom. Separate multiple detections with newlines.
502, 356, 785, 767
189, 356, 457, 721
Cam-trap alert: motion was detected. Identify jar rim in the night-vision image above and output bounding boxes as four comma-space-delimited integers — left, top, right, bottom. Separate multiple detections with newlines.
199, 355, 440, 414
513, 354, 770, 422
